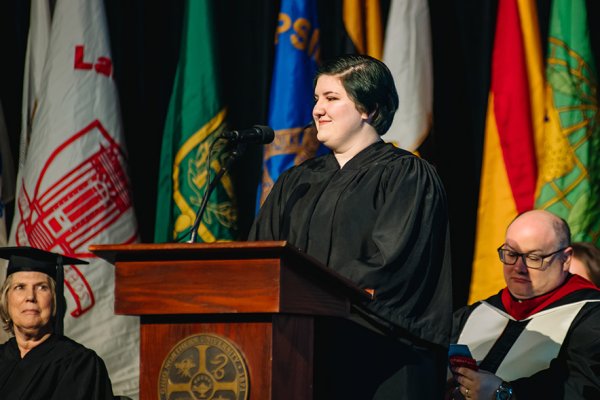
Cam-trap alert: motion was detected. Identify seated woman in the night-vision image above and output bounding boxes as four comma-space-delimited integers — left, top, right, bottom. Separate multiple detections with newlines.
250, 54, 452, 399
0, 247, 114, 400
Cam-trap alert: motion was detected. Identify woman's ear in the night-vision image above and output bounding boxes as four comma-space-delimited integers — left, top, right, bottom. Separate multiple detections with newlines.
362, 110, 376, 123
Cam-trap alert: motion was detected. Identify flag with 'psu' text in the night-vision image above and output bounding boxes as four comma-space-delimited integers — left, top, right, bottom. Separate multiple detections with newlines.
258, 0, 323, 206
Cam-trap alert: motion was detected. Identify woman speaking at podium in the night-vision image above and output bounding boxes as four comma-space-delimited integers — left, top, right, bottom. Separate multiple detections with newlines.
250, 54, 452, 399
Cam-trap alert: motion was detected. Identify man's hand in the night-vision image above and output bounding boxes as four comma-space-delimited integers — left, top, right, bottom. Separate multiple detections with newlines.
452, 366, 503, 399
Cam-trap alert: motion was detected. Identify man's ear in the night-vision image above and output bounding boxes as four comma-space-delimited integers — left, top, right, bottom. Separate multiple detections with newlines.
562, 247, 574, 272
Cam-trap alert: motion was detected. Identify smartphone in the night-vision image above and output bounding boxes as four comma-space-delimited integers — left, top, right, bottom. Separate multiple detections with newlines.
448, 344, 478, 371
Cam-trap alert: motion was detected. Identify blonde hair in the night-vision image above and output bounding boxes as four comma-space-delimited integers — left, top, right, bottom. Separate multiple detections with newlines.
0, 274, 57, 334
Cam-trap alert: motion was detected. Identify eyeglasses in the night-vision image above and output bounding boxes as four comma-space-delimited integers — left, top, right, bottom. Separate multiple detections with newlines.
497, 245, 568, 270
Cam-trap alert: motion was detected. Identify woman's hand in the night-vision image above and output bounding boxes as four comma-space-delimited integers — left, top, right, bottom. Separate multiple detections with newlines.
452, 367, 503, 400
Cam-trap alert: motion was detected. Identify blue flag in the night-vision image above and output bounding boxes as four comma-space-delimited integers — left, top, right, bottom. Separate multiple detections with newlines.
257, 0, 324, 207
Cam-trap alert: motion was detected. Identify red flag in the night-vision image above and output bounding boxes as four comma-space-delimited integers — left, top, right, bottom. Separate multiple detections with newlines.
470, 0, 544, 302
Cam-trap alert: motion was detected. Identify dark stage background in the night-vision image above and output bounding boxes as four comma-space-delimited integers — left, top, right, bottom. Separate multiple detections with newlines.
1, 0, 599, 309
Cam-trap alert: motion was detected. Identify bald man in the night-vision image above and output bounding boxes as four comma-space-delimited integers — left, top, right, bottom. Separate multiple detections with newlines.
450, 210, 600, 400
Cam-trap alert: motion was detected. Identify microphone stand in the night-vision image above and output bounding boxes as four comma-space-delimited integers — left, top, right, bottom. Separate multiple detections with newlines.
187, 141, 245, 243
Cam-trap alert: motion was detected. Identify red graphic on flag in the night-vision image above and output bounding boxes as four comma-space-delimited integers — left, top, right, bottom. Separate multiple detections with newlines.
16, 119, 137, 316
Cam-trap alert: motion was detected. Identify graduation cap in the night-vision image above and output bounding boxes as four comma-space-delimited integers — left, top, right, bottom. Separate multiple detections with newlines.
0, 246, 88, 335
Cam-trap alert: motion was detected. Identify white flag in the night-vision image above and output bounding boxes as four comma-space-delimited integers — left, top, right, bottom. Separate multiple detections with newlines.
382, 0, 433, 151
11, 0, 140, 397
19, 0, 51, 176
0, 100, 15, 247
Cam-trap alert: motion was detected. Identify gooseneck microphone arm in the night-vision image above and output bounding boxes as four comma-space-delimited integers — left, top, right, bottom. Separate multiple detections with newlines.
180, 125, 273, 243
187, 141, 245, 243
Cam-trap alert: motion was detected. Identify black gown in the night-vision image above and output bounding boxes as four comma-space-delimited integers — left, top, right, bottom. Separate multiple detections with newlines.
250, 141, 453, 399
0, 334, 114, 400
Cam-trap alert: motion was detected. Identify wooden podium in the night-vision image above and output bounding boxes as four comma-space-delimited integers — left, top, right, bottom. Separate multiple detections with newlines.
90, 241, 370, 400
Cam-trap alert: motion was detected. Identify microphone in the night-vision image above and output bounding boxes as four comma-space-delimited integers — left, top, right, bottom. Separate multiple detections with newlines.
219, 125, 275, 144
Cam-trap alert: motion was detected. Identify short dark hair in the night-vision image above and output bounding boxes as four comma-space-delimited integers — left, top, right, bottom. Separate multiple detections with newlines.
314, 54, 399, 135
572, 242, 600, 287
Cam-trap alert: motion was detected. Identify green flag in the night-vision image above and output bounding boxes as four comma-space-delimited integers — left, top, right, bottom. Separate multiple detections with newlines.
154, 0, 236, 243
535, 0, 600, 244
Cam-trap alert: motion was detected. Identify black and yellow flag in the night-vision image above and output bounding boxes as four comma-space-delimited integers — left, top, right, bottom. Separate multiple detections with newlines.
343, 0, 383, 59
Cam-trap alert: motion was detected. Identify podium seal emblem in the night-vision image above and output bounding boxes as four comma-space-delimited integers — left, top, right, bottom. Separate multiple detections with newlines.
158, 333, 249, 400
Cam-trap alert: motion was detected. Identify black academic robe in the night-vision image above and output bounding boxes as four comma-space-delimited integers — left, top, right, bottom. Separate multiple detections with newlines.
0, 334, 114, 400
452, 289, 600, 399
250, 141, 453, 399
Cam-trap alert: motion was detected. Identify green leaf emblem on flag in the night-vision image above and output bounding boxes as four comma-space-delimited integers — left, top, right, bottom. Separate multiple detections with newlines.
155, 0, 237, 243
535, 0, 600, 244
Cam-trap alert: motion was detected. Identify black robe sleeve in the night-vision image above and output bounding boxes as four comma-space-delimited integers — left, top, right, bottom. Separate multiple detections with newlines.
332, 154, 452, 346
249, 164, 292, 241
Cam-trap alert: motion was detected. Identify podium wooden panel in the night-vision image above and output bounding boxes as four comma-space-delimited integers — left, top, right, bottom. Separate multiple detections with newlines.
91, 241, 369, 400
